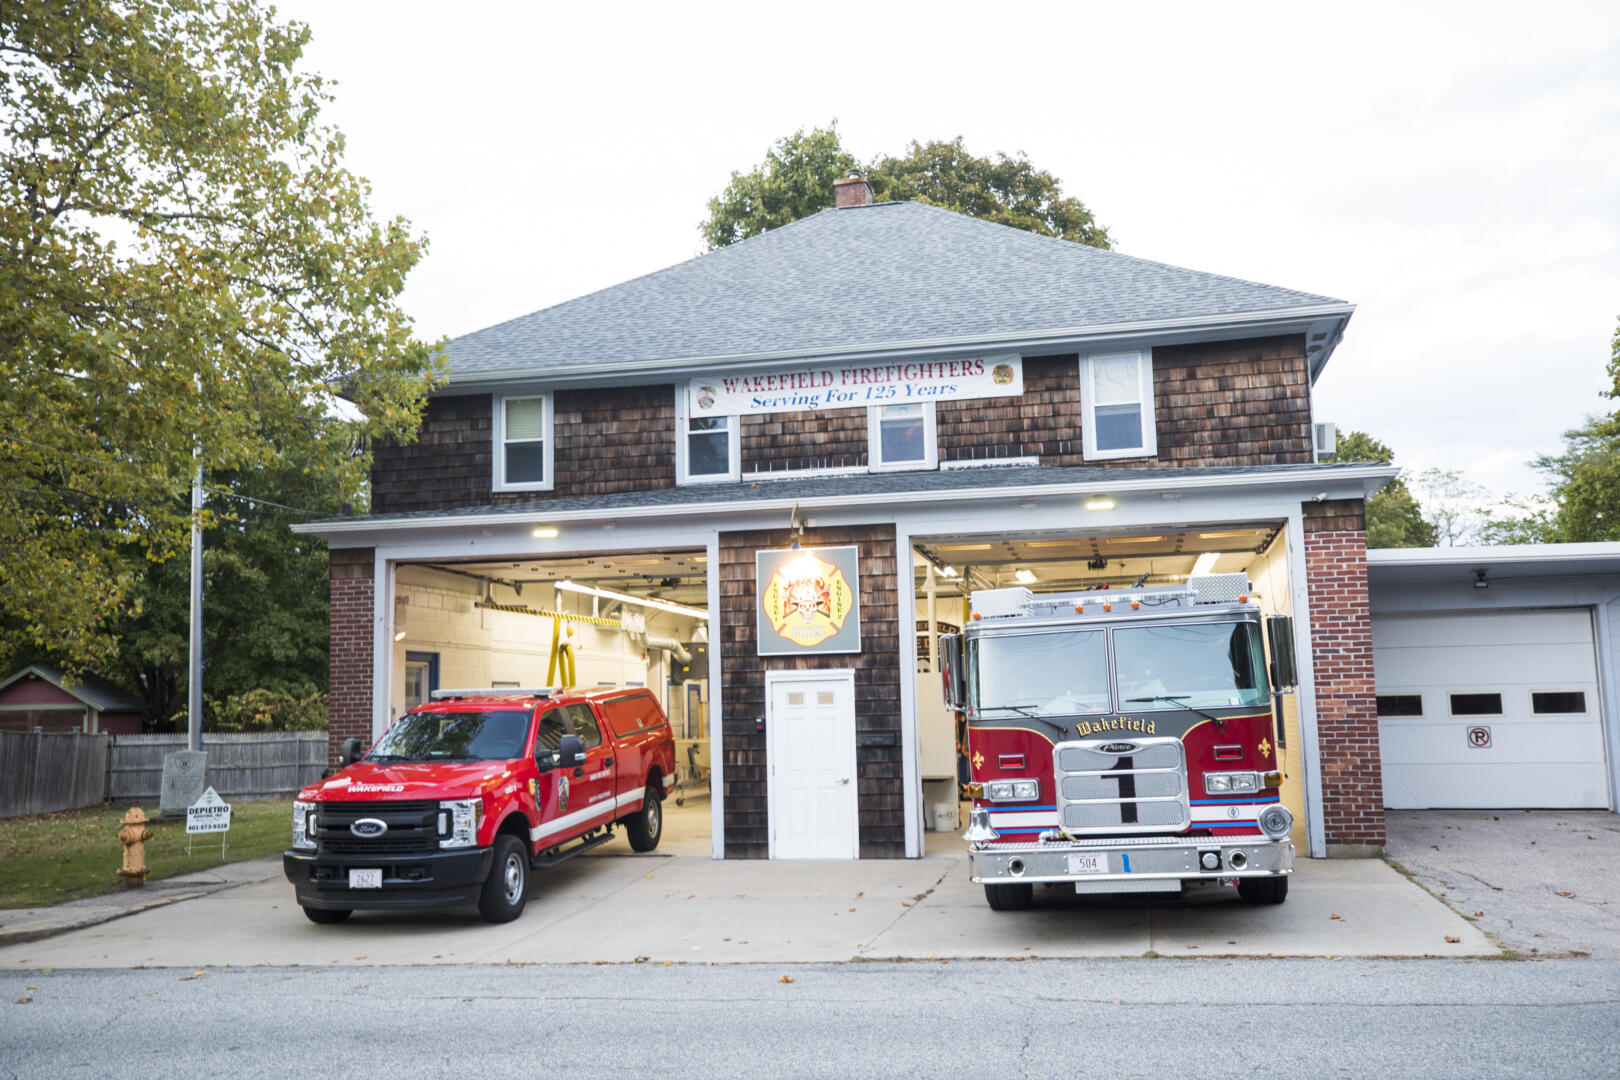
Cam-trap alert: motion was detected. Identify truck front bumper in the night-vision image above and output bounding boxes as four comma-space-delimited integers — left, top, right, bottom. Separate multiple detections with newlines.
283, 847, 494, 911
970, 835, 1293, 886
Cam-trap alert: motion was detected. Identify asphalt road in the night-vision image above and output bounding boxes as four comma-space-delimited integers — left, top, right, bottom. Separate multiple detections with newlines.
5, 959, 1618, 1079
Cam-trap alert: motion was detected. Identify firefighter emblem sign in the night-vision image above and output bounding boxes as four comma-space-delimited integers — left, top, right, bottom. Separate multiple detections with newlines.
756, 547, 861, 656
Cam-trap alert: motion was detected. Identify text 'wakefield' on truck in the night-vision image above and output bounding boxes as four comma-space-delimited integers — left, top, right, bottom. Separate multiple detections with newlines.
283, 686, 676, 924
938, 572, 1299, 911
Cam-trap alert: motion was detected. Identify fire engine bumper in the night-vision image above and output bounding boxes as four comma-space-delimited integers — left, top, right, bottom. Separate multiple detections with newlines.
283, 847, 494, 910
969, 835, 1293, 886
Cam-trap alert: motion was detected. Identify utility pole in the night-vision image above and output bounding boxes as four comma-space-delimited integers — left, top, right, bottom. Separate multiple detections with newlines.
188, 461, 203, 752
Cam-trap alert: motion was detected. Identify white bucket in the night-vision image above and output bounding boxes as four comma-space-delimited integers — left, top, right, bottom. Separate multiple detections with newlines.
931, 803, 958, 832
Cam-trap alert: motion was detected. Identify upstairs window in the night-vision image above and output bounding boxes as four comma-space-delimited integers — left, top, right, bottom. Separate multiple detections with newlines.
868, 402, 937, 470
675, 389, 739, 484
1081, 350, 1156, 460
494, 394, 553, 492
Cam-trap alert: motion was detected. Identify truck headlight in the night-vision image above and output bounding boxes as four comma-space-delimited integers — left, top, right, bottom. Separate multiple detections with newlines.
1204, 771, 1259, 794
1258, 804, 1294, 840
292, 800, 316, 850
439, 798, 482, 849
984, 779, 1039, 802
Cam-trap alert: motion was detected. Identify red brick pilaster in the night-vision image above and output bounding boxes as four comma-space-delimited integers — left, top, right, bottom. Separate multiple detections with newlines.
1303, 500, 1384, 852
328, 548, 375, 766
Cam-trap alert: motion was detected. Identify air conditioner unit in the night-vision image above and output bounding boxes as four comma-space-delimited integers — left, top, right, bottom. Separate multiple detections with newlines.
1314, 422, 1337, 459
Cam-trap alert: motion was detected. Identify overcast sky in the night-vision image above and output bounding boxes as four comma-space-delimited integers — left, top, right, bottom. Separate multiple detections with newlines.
279, 0, 1620, 502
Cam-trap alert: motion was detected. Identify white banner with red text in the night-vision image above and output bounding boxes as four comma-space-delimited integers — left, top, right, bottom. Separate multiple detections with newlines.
686, 353, 1023, 417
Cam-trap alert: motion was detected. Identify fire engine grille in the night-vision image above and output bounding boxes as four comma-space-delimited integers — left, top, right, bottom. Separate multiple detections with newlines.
315, 800, 439, 856
1053, 736, 1190, 836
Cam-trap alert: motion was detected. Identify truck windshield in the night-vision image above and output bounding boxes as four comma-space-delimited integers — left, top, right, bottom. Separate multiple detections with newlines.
1113, 622, 1269, 710
366, 710, 530, 763
969, 630, 1109, 717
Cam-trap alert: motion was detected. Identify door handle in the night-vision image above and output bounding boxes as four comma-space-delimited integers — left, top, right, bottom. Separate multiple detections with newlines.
604, 758, 614, 767
837, 777, 850, 785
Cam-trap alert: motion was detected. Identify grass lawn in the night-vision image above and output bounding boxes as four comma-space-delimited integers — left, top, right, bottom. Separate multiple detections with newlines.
0, 799, 293, 909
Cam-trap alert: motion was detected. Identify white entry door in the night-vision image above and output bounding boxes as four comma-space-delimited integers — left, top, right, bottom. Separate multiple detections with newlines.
766, 671, 858, 859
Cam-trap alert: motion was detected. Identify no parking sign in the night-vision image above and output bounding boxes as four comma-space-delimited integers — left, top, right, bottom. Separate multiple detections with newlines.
1466, 726, 1492, 749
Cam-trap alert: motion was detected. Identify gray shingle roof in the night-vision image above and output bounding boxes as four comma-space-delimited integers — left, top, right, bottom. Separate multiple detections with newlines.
0, 665, 150, 712
446, 202, 1348, 381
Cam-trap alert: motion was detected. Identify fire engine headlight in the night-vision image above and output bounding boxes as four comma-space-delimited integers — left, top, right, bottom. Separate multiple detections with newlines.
292, 800, 316, 850
1205, 774, 1231, 793
984, 780, 1039, 802
439, 799, 482, 849
1258, 804, 1294, 840
1204, 771, 1260, 794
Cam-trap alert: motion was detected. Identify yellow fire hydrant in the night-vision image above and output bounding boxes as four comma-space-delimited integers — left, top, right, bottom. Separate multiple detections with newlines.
116, 806, 152, 887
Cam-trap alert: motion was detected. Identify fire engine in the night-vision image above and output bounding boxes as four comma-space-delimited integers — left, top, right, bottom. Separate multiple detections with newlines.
938, 573, 1299, 910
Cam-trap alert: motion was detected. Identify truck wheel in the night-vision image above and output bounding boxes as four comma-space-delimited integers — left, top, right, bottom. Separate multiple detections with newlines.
477, 834, 530, 923
983, 882, 1033, 911
1237, 875, 1289, 904
301, 905, 351, 925
625, 784, 663, 853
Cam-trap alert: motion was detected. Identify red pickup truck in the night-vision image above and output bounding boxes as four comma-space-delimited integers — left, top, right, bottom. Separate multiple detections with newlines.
283, 686, 677, 924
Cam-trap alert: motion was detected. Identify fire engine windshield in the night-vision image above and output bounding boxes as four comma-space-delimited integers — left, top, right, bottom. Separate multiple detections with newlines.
1113, 622, 1269, 710
366, 710, 531, 763
968, 630, 1110, 717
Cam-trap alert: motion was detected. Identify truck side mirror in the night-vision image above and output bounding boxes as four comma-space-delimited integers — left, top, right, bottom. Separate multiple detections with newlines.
558, 734, 586, 768
939, 634, 967, 710
341, 737, 365, 765
1266, 614, 1298, 691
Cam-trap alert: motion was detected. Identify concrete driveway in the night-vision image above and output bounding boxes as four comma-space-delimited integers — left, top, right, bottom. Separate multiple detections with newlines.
0, 833, 1490, 968
1385, 809, 1620, 959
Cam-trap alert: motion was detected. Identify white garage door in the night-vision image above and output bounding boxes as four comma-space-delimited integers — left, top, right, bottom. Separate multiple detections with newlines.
1373, 609, 1609, 809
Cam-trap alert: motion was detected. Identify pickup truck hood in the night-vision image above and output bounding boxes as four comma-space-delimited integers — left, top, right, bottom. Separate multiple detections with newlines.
308, 760, 517, 803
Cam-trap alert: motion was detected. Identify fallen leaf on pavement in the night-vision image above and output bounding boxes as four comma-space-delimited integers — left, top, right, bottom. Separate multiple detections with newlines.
1474, 912, 1484, 918
1556, 891, 1576, 898
1444, 936, 1460, 943
848, 907, 856, 912
779, 975, 794, 984
15, 998, 31, 1005
180, 970, 206, 981
633, 956, 649, 964
1330, 913, 1342, 920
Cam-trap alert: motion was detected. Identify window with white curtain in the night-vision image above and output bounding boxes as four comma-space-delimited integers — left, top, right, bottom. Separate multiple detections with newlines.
1080, 350, 1156, 460
868, 402, 937, 470
493, 394, 553, 491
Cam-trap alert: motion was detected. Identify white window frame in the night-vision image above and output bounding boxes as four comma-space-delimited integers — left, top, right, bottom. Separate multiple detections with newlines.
867, 401, 938, 472
492, 393, 554, 493
675, 387, 739, 485
1080, 349, 1157, 461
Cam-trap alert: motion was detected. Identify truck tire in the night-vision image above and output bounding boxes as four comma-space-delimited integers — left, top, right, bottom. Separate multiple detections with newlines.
301, 905, 351, 925
477, 834, 530, 923
983, 882, 1033, 911
625, 784, 663, 853
1236, 875, 1289, 904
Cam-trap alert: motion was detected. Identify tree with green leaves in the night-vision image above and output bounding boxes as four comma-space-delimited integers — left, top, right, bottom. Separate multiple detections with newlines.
1, 0, 440, 673
1329, 431, 1438, 548
702, 124, 1111, 250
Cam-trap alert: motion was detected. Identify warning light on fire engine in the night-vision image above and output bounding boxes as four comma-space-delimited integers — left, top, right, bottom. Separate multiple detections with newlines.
1074, 604, 1084, 613
1103, 602, 1112, 612
1131, 600, 1140, 610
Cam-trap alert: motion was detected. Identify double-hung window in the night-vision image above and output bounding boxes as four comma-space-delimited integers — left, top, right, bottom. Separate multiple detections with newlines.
494, 393, 553, 492
868, 402, 937, 470
675, 388, 738, 484
1080, 350, 1156, 460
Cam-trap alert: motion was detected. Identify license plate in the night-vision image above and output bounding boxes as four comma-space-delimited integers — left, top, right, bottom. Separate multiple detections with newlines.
348, 868, 382, 889
1067, 853, 1108, 875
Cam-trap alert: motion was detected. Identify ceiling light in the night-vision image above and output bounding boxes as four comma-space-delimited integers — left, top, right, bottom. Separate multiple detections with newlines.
1111, 535, 1166, 544
1191, 552, 1221, 577
1014, 569, 1037, 585
938, 543, 993, 552
1084, 496, 1115, 511
1198, 530, 1259, 539
531, 526, 559, 539
939, 566, 959, 578
393, 630, 407, 641
556, 579, 708, 620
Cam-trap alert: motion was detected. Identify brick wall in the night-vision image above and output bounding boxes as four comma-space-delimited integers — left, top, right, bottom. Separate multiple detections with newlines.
328, 548, 375, 766
718, 524, 903, 858
1303, 500, 1384, 851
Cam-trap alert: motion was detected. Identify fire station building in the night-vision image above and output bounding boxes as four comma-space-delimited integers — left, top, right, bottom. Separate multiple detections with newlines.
297, 177, 1608, 862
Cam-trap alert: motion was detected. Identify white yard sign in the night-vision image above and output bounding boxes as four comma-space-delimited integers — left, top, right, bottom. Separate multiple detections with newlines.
186, 786, 232, 834
686, 353, 1023, 417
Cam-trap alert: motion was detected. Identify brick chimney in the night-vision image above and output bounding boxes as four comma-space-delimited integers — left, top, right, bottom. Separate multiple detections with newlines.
834, 169, 874, 208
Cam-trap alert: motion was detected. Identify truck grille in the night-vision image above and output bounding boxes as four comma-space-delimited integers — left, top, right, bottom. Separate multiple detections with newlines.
1053, 736, 1190, 836
315, 800, 439, 855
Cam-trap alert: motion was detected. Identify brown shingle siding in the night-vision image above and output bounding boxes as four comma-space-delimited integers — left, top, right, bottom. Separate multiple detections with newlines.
741, 407, 868, 473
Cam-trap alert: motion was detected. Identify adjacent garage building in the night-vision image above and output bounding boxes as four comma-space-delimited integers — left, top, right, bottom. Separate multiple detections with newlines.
1367, 543, 1620, 811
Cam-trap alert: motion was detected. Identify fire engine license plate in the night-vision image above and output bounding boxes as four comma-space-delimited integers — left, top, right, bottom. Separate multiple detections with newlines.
1067, 853, 1108, 875
348, 869, 382, 889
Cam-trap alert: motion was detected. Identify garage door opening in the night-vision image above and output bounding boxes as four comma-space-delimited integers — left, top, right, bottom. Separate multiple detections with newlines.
390, 550, 712, 852
911, 520, 1305, 847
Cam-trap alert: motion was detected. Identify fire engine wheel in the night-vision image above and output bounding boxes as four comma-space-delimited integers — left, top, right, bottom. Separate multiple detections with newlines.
983, 882, 1034, 911
625, 784, 663, 853
301, 905, 352, 925
477, 834, 530, 923
1236, 875, 1289, 904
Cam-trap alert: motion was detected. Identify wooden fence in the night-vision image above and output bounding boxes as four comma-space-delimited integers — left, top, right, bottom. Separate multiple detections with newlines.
0, 731, 110, 817
0, 731, 326, 817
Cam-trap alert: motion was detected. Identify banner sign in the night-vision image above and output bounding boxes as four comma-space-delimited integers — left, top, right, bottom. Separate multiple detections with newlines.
689, 353, 1022, 417
756, 547, 862, 656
